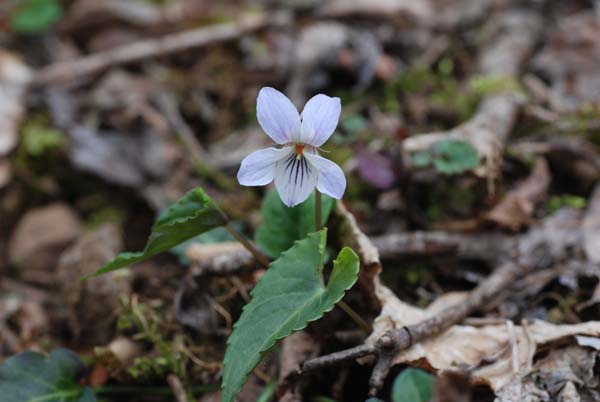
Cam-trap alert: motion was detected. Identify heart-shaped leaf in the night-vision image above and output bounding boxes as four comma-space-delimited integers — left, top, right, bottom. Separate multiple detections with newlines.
256, 190, 335, 258
432, 139, 478, 175
221, 230, 359, 402
90, 187, 227, 277
392, 368, 436, 402
0, 348, 96, 402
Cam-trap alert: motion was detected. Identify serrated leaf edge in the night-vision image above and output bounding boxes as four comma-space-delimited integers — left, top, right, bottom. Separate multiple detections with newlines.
221, 233, 359, 401
88, 188, 226, 278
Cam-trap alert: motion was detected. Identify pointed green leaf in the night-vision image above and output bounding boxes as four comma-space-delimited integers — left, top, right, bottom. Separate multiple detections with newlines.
90, 187, 227, 277
0, 348, 96, 402
256, 190, 335, 258
221, 230, 359, 402
392, 368, 436, 402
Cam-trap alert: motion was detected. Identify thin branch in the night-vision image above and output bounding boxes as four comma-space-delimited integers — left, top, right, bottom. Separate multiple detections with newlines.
167, 374, 190, 402
403, 9, 543, 184
301, 205, 582, 396
32, 13, 288, 85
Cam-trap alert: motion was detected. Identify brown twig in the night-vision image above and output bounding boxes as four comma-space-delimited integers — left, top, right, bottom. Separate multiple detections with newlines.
301, 260, 523, 394
370, 231, 514, 263
167, 374, 189, 402
32, 13, 288, 85
156, 90, 208, 161
403, 8, 543, 185
301, 206, 582, 396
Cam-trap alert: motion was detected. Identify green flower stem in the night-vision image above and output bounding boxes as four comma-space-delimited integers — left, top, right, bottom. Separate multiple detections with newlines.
224, 223, 271, 268
315, 190, 322, 231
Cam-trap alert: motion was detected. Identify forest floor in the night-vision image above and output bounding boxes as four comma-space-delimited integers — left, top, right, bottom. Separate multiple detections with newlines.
1, 0, 600, 401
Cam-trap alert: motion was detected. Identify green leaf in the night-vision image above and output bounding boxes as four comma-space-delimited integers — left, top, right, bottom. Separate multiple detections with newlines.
221, 230, 359, 402
21, 117, 66, 157
10, 0, 62, 34
342, 115, 368, 133
256, 190, 335, 258
90, 187, 227, 277
391, 368, 436, 402
0, 348, 96, 402
432, 139, 479, 175
411, 151, 432, 168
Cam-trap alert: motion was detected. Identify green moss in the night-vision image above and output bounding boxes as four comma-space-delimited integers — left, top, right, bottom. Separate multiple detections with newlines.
116, 297, 189, 381
21, 115, 66, 157
547, 194, 586, 214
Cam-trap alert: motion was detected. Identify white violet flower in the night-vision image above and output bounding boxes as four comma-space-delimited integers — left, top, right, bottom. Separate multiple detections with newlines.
237, 87, 346, 207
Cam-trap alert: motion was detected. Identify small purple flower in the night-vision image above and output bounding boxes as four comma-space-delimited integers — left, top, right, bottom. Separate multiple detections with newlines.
237, 87, 346, 207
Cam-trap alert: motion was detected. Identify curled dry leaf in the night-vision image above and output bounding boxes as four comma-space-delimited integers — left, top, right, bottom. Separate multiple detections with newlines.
496, 346, 600, 402
366, 288, 600, 394
334, 202, 383, 312
486, 158, 551, 230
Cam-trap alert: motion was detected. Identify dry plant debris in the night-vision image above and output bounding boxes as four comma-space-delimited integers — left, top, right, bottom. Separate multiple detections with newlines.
2, 1, 600, 402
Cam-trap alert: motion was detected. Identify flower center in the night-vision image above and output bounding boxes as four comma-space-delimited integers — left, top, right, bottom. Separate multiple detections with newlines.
295, 144, 305, 160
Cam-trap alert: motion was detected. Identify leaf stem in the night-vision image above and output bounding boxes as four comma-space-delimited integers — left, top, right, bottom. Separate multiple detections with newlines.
337, 300, 372, 333
225, 223, 271, 268
315, 190, 322, 231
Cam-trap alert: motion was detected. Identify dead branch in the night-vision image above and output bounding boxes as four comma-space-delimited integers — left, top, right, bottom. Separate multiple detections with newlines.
167, 374, 190, 402
371, 231, 514, 263
185, 229, 515, 278
32, 13, 287, 85
301, 208, 583, 396
403, 8, 543, 181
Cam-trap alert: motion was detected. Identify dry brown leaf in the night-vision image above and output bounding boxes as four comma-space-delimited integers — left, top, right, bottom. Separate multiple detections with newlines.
496, 346, 600, 402
367, 287, 600, 393
486, 158, 550, 230
0, 49, 32, 156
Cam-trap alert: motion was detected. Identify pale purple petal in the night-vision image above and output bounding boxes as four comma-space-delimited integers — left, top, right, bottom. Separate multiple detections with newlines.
299, 94, 341, 147
305, 153, 346, 199
238, 147, 293, 186
274, 154, 317, 207
257, 87, 301, 144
